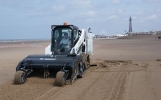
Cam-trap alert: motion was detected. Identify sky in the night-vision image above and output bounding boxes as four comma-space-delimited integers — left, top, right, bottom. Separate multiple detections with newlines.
0, 0, 161, 39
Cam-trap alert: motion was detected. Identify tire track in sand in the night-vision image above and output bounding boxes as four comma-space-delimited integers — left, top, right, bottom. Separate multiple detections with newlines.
78, 65, 127, 100
35, 86, 64, 100
37, 67, 107, 100
33, 78, 73, 100
77, 68, 111, 100
79, 71, 119, 100
107, 71, 127, 100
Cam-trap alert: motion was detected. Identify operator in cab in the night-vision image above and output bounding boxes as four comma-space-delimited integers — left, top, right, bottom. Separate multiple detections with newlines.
58, 32, 71, 53
60, 32, 70, 45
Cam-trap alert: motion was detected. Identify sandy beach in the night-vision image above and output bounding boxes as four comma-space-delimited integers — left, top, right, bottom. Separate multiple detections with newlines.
0, 37, 161, 100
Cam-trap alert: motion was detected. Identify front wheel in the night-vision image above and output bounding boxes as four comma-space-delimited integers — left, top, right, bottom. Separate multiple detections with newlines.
55, 71, 66, 86
14, 71, 26, 84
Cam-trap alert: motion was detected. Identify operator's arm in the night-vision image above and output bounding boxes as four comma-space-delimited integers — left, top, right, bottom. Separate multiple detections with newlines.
59, 38, 64, 45
60, 39, 63, 44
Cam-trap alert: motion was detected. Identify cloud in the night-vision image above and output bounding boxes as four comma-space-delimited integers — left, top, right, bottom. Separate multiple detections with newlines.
78, 11, 96, 18
69, 0, 93, 8
25, 4, 68, 17
144, 0, 159, 1
25, 12, 48, 17
133, 16, 137, 19
118, 9, 123, 13
136, 11, 144, 15
107, 15, 117, 19
142, 0, 161, 3
140, 14, 157, 22
108, 9, 124, 15
0, 0, 56, 10
0, 0, 35, 10
156, 8, 161, 12
40, 5, 66, 17
86, 18, 95, 22
112, 0, 121, 3
146, 14, 157, 19
73, 10, 100, 23
85, 11, 96, 16
51, 5, 66, 12
69, 0, 104, 9
108, 11, 115, 15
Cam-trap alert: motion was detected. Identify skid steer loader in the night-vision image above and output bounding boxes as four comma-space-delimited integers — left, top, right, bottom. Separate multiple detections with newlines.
14, 23, 93, 86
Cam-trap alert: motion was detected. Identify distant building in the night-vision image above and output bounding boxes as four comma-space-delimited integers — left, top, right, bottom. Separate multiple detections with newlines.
127, 32, 137, 36
116, 34, 128, 37
94, 35, 107, 38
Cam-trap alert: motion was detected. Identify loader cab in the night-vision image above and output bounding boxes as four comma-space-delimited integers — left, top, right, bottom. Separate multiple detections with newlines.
51, 24, 79, 55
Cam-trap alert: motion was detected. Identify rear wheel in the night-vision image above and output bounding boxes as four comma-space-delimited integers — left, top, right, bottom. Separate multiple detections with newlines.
55, 71, 66, 86
14, 71, 26, 84
78, 62, 85, 78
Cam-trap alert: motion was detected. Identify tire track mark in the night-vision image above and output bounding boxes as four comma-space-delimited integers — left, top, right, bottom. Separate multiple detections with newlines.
76, 62, 129, 100
107, 66, 127, 100
35, 86, 61, 100
77, 71, 107, 100
77, 68, 120, 100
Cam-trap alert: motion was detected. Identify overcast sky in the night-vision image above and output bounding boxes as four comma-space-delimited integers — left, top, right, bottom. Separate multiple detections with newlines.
0, 0, 161, 39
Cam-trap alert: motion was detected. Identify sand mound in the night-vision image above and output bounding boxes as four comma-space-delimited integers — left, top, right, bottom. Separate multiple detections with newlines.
156, 59, 161, 62
91, 60, 132, 68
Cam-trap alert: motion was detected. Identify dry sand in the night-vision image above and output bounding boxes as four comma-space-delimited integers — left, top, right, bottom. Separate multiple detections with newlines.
0, 38, 161, 100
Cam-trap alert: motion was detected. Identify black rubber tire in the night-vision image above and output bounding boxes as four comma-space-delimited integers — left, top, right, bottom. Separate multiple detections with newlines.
77, 63, 85, 78
14, 71, 26, 84
55, 71, 66, 86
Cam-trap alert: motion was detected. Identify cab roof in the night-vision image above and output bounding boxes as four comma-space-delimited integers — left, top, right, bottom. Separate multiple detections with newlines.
51, 25, 79, 30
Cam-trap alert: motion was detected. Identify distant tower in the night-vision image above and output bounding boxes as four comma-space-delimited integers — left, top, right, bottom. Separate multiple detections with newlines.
129, 16, 132, 32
